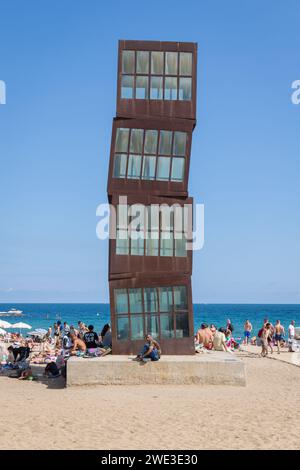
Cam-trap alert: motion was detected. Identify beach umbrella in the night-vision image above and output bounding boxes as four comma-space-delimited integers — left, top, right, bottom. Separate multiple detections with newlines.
35, 328, 47, 335
12, 322, 32, 329
0, 320, 12, 329
0, 328, 7, 335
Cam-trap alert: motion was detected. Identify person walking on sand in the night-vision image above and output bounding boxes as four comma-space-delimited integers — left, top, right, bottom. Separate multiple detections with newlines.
274, 320, 285, 354
261, 323, 271, 357
243, 319, 252, 345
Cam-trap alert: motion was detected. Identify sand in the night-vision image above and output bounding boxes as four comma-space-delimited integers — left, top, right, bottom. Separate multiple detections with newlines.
0, 353, 299, 450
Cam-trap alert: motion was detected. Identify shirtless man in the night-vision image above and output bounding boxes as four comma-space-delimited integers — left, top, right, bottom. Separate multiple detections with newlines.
243, 319, 252, 345
274, 320, 285, 354
70, 333, 87, 355
196, 324, 213, 349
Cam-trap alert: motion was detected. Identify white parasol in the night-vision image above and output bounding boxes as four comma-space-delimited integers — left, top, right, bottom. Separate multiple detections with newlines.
0, 320, 12, 329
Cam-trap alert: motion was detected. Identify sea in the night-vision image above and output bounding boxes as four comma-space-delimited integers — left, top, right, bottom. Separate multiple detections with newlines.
1, 303, 300, 340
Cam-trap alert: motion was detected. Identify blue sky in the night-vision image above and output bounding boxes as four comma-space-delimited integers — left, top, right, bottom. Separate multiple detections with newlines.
0, 0, 299, 303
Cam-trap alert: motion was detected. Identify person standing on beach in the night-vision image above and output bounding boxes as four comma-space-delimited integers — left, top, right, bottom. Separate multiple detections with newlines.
261, 323, 271, 357
288, 320, 295, 341
243, 320, 252, 345
274, 320, 285, 354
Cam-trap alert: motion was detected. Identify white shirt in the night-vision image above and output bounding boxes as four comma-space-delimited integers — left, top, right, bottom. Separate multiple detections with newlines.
288, 324, 295, 339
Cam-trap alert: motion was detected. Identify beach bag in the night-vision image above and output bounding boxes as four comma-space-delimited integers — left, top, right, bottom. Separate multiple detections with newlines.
45, 362, 60, 377
258, 328, 263, 338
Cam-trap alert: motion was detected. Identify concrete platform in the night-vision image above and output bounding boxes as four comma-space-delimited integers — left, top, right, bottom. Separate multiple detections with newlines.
66, 352, 246, 387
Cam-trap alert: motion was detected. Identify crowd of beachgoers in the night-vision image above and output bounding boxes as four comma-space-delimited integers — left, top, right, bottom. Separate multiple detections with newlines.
0, 316, 299, 382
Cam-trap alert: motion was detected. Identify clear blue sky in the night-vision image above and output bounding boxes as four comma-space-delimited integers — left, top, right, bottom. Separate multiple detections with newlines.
0, 0, 299, 303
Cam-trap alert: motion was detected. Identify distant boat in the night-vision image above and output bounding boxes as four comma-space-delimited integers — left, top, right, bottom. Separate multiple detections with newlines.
8, 308, 23, 315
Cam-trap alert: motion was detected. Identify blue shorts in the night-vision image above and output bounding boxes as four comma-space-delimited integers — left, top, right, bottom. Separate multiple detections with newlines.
244, 331, 250, 338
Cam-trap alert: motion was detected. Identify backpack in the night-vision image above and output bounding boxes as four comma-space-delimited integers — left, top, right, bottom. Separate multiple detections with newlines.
45, 362, 60, 377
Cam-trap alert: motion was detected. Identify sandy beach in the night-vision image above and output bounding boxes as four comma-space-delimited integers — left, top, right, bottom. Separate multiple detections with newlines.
0, 352, 299, 450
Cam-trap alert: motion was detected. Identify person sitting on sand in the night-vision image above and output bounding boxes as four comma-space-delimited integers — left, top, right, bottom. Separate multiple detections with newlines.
196, 323, 213, 350
99, 323, 112, 348
213, 328, 230, 352
243, 320, 252, 345
274, 320, 285, 354
83, 325, 99, 349
210, 324, 217, 336
135, 334, 161, 362
69, 333, 87, 355
77, 321, 88, 339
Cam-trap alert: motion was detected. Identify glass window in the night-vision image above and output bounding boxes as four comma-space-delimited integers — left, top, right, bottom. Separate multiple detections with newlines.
142, 155, 156, 180
156, 157, 170, 181
151, 51, 164, 74
121, 75, 134, 99
173, 132, 187, 156
136, 51, 149, 74
131, 315, 144, 340
115, 128, 129, 153
173, 286, 187, 310
159, 287, 173, 312
179, 77, 192, 100
146, 236, 159, 256
122, 50, 135, 74
159, 131, 172, 155
144, 288, 158, 313
144, 130, 158, 154
165, 52, 178, 75
180, 52, 192, 76
129, 288, 143, 313
130, 236, 144, 256
176, 312, 189, 337
171, 157, 185, 182
135, 76, 149, 99
175, 237, 187, 257
150, 76, 163, 100
160, 314, 175, 338
164, 77, 177, 100
160, 232, 173, 256
130, 129, 143, 153
117, 316, 129, 340
145, 315, 159, 339
116, 229, 129, 255
113, 154, 127, 179
114, 289, 128, 314
127, 155, 142, 179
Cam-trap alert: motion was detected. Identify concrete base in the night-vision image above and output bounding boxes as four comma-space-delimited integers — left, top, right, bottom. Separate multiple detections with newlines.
66, 352, 246, 387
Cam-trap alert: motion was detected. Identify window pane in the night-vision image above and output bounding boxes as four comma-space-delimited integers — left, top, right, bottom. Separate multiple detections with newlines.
146, 236, 159, 256
157, 157, 170, 181
113, 154, 127, 179
115, 128, 129, 153
114, 289, 128, 314
179, 77, 192, 100
159, 130, 172, 155
121, 75, 134, 98
145, 315, 159, 339
122, 50, 135, 74
159, 287, 173, 312
144, 130, 158, 154
130, 236, 144, 256
173, 132, 187, 156
127, 155, 142, 179
136, 76, 149, 99
116, 229, 129, 255
160, 232, 173, 257
150, 76, 163, 100
176, 312, 189, 338
130, 129, 143, 153
144, 288, 158, 313
171, 157, 185, 182
129, 288, 143, 313
142, 156, 156, 180
160, 314, 175, 338
131, 315, 144, 340
175, 237, 187, 257
117, 316, 129, 340
136, 51, 149, 74
180, 52, 192, 76
173, 286, 187, 310
165, 52, 178, 75
164, 77, 177, 100
151, 51, 164, 74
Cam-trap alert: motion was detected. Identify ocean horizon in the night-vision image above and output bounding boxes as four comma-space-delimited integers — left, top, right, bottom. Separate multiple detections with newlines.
1, 303, 300, 339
